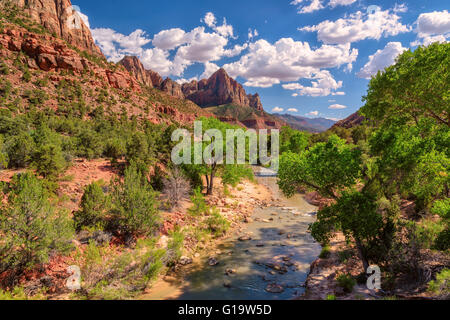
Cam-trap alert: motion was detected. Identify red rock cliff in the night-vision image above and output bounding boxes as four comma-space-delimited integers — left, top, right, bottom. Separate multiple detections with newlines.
10, 0, 103, 56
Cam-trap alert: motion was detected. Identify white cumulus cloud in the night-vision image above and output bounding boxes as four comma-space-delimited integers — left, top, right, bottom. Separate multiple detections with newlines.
223, 38, 357, 91
357, 42, 407, 79
272, 107, 284, 113
287, 108, 299, 112
300, 9, 410, 44
282, 70, 344, 97
412, 10, 450, 46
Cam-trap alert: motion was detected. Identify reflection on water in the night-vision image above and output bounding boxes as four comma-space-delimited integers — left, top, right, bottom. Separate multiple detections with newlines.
144, 171, 321, 300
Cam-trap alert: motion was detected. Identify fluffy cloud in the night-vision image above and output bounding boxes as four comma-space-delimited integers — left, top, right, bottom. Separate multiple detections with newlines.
152, 28, 187, 50
357, 42, 407, 79
223, 38, 357, 90
287, 108, 299, 112
291, 0, 356, 14
91, 28, 152, 62
329, 104, 347, 109
282, 70, 344, 97
201, 12, 235, 38
412, 10, 450, 46
272, 107, 284, 113
416, 10, 450, 37
306, 111, 319, 117
300, 9, 410, 44
175, 27, 228, 63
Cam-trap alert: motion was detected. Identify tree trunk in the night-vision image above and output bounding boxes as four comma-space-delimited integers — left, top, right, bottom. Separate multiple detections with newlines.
355, 239, 369, 273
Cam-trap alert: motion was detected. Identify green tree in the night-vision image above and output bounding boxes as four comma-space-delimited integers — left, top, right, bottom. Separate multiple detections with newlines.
33, 143, 66, 179
73, 182, 109, 231
110, 162, 160, 237
0, 173, 73, 278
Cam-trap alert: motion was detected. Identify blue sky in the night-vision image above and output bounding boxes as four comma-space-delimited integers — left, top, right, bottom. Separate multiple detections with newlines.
73, 0, 450, 120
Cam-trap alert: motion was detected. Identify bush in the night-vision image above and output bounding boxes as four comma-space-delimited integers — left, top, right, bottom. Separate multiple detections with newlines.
188, 188, 208, 216
336, 274, 356, 293
33, 143, 66, 179
73, 182, 109, 231
110, 163, 160, 237
428, 269, 450, 296
166, 229, 184, 266
0, 173, 74, 278
319, 245, 331, 259
6, 133, 36, 168
221, 164, 254, 187
204, 208, 230, 238
414, 219, 446, 250
162, 167, 190, 210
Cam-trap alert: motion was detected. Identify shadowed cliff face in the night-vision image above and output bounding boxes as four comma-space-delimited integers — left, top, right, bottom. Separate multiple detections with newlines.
11, 0, 103, 56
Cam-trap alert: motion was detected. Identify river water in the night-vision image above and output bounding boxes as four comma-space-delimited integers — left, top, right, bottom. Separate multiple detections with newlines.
143, 170, 321, 300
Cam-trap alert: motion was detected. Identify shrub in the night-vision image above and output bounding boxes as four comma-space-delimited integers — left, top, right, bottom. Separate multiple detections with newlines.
414, 219, 446, 250
73, 182, 109, 231
336, 274, 356, 293
188, 188, 208, 216
319, 245, 331, 259
0, 62, 9, 75
428, 269, 450, 296
166, 229, 184, 266
204, 208, 230, 238
162, 167, 190, 210
5, 133, 36, 168
0, 173, 74, 278
221, 164, 254, 187
110, 163, 160, 237
33, 143, 66, 179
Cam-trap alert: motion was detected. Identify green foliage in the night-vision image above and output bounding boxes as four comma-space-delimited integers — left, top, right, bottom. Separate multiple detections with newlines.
188, 188, 208, 216
73, 182, 109, 231
280, 126, 309, 154
336, 274, 356, 293
33, 143, 66, 179
326, 295, 336, 300
221, 164, 254, 187
278, 135, 362, 198
110, 163, 160, 237
0, 173, 74, 276
319, 245, 331, 259
428, 269, 450, 296
204, 208, 230, 237
166, 229, 185, 266
361, 42, 449, 128
5, 132, 36, 168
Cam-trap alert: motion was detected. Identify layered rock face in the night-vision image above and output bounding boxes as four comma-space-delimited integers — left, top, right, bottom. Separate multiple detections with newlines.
10, 0, 103, 56
182, 69, 264, 111
119, 56, 163, 88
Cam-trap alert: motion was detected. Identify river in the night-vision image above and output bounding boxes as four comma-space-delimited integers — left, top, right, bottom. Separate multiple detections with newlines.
142, 170, 321, 300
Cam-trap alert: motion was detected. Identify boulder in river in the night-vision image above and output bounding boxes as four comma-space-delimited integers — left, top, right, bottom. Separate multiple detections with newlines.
208, 257, 219, 266
265, 284, 285, 294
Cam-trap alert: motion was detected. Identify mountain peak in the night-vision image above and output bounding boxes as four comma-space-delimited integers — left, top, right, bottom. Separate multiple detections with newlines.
10, 0, 103, 56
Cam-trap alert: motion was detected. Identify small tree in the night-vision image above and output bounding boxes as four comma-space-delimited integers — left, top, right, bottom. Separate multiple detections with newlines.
110, 163, 160, 237
33, 143, 66, 180
162, 167, 190, 210
0, 173, 74, 278
73, 182, 109, 231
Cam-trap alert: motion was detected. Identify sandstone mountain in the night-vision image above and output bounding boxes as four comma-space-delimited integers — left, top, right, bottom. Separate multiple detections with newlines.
119, 56, 162, 89
181, 68, 264, 111
119, 58, 264, 112
10, 0, 103, 56
0, 1, 211, 125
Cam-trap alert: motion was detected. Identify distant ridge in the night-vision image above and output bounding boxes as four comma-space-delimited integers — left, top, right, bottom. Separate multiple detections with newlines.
272, 114, 336, 133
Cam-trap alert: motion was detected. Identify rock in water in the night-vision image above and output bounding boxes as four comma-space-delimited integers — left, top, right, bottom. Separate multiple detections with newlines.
265, 284, 285, 294
208, 257, 219, 266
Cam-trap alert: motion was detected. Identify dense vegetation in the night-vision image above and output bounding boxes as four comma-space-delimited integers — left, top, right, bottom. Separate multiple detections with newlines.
278, 42, 449, 295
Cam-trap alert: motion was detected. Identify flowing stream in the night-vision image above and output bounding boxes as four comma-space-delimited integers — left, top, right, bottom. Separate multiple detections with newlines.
143, 169, 321, 300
